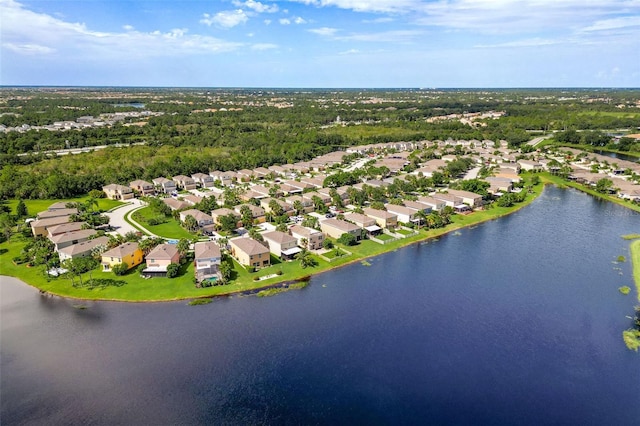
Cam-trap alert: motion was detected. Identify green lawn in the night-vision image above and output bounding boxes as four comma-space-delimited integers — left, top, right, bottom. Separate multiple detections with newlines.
630, 239, 640, 303
129, 206, 196, 239
376, 233, 394, 241
4, 197, 124, 216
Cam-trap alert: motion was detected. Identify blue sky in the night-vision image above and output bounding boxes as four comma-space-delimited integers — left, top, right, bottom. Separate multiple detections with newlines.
1, 0, 639, 87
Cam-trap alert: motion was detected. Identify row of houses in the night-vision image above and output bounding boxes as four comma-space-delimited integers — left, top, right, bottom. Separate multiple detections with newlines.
100, 241, 222, 283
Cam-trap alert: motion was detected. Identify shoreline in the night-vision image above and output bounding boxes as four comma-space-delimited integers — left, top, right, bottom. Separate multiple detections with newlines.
0, 181, 547, 303
4, 177, 637, 303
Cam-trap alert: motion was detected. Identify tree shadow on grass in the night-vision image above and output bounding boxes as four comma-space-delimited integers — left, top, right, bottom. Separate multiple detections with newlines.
74, 278, 126, 290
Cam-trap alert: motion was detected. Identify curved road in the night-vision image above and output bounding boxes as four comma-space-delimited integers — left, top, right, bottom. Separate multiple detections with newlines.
104, 199, 150, 237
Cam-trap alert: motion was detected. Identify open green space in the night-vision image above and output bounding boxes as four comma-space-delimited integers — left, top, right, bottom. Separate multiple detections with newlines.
631, 240, 640, 303
4, 197, 124, 216
129, 206, 196, 239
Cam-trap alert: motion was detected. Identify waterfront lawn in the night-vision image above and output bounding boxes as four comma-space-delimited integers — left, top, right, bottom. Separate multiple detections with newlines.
130, 206, 195, 239
4, 197, 124, 217
540, 173, 640, 214
631, 240, 640, 302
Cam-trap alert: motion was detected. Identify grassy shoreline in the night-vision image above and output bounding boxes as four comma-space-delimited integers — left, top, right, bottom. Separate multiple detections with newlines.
6, 174, 638, 303
630, 240, 640, 303
0, 180, 546, 302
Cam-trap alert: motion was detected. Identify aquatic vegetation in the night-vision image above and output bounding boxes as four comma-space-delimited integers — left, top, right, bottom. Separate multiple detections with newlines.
619, 286, 631, 295
622, 329, 640, 351
188, 298, 212, 306
617, 255, 626, 262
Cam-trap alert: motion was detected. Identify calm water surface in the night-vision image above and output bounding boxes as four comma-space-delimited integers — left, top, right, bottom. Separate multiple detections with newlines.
2, 186, 639, 425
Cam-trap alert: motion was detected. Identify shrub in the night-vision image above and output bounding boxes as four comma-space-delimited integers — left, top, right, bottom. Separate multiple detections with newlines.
166, 263, 180, 278
112, 262, 129, 276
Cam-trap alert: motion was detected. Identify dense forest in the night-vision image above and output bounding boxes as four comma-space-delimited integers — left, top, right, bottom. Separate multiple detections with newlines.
0, 88, 639, 199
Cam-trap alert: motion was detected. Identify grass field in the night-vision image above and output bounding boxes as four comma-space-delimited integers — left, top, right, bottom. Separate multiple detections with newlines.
4, 197, 124, 217
130, 206, 196, 239
630, 239, 640, 303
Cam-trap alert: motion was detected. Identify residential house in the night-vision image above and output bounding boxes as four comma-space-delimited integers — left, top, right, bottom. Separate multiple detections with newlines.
229, 237, 270, 268
403, 200, 433, 214
142, 244, 181, 277
431, 192, 463, 208
344, 212, 381, 235
179, 209, 214, 228
284, 195, 313, 213
58, 236, 110, 262
279, 183, 303, 195
518, 159, 542, 171
320, 218, 362, 240
130, 180, 155, 196
384, 204, 418, 224
211, 208, 240, 226
447, 189, 483, 208
153, 177, 177, 194
37, 208, 78, 220
485, 177, 513, 194
303, 191, 331, 206
47, 201, 70, 210
172, 175, 197, 190
47, 221, 87, 238
183, 194, 204, 206
236, 169, 255, 182
192, 173, 215, 188
262, 231, 301, 260
300, 176, 326, 188
194, 241, 222, 283
260, 198, 293, 215
101, 242, 143, 271
163, 198, 190, 211
31, 216, 73, 237
50, 229, 97, 251
103, 184, 134, 200
289, 225, 325, 250
363, 207, 398, 229
253, 167, 271, 179
233, 204, 266, 224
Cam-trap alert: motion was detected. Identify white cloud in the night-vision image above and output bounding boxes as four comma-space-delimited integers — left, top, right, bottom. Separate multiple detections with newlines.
294, 16, 307, 24
3, 42, 55, 55
581, 16, 640, 32
308, 27, 339, 36
200, 10, 249, 28
279, 18, 291, 25
232, 0, 279, 14
123, 24, 134, 31
264, 19, 272, 25
1, 0, 244, 59
337, 29, 423, 43
475, 38, 560, 48
339, 48, 360, 55
251, 43, 278, 50
287, 0, 420, 14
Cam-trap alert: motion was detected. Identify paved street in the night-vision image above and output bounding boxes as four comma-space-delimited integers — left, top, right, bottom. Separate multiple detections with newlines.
104, 199, 145, 236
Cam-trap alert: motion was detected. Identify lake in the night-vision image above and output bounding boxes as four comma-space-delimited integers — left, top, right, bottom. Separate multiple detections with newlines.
2, 186, 639, 425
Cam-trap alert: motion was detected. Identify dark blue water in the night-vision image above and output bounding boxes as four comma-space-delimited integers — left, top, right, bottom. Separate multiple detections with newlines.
594, 149, 640, 163
2, 186, 639, 425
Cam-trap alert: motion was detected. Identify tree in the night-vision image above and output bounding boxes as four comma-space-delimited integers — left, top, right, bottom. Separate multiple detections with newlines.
166, 263, 180, 278
292, 200, 304, 216
595, 178, 613, 194
297, 249, 318, 268
322, 239, 334, 250
239, 205, 254, 228
268, 199, 284, 217
184, 215, 199, 233
139, 237, 163, 256
177, 238, 190, 257
337, 233, 357, 246
370, 201, 386, 210
219, 259, 233, 283
219, 214, 238, 233
16, 199, 28, 218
